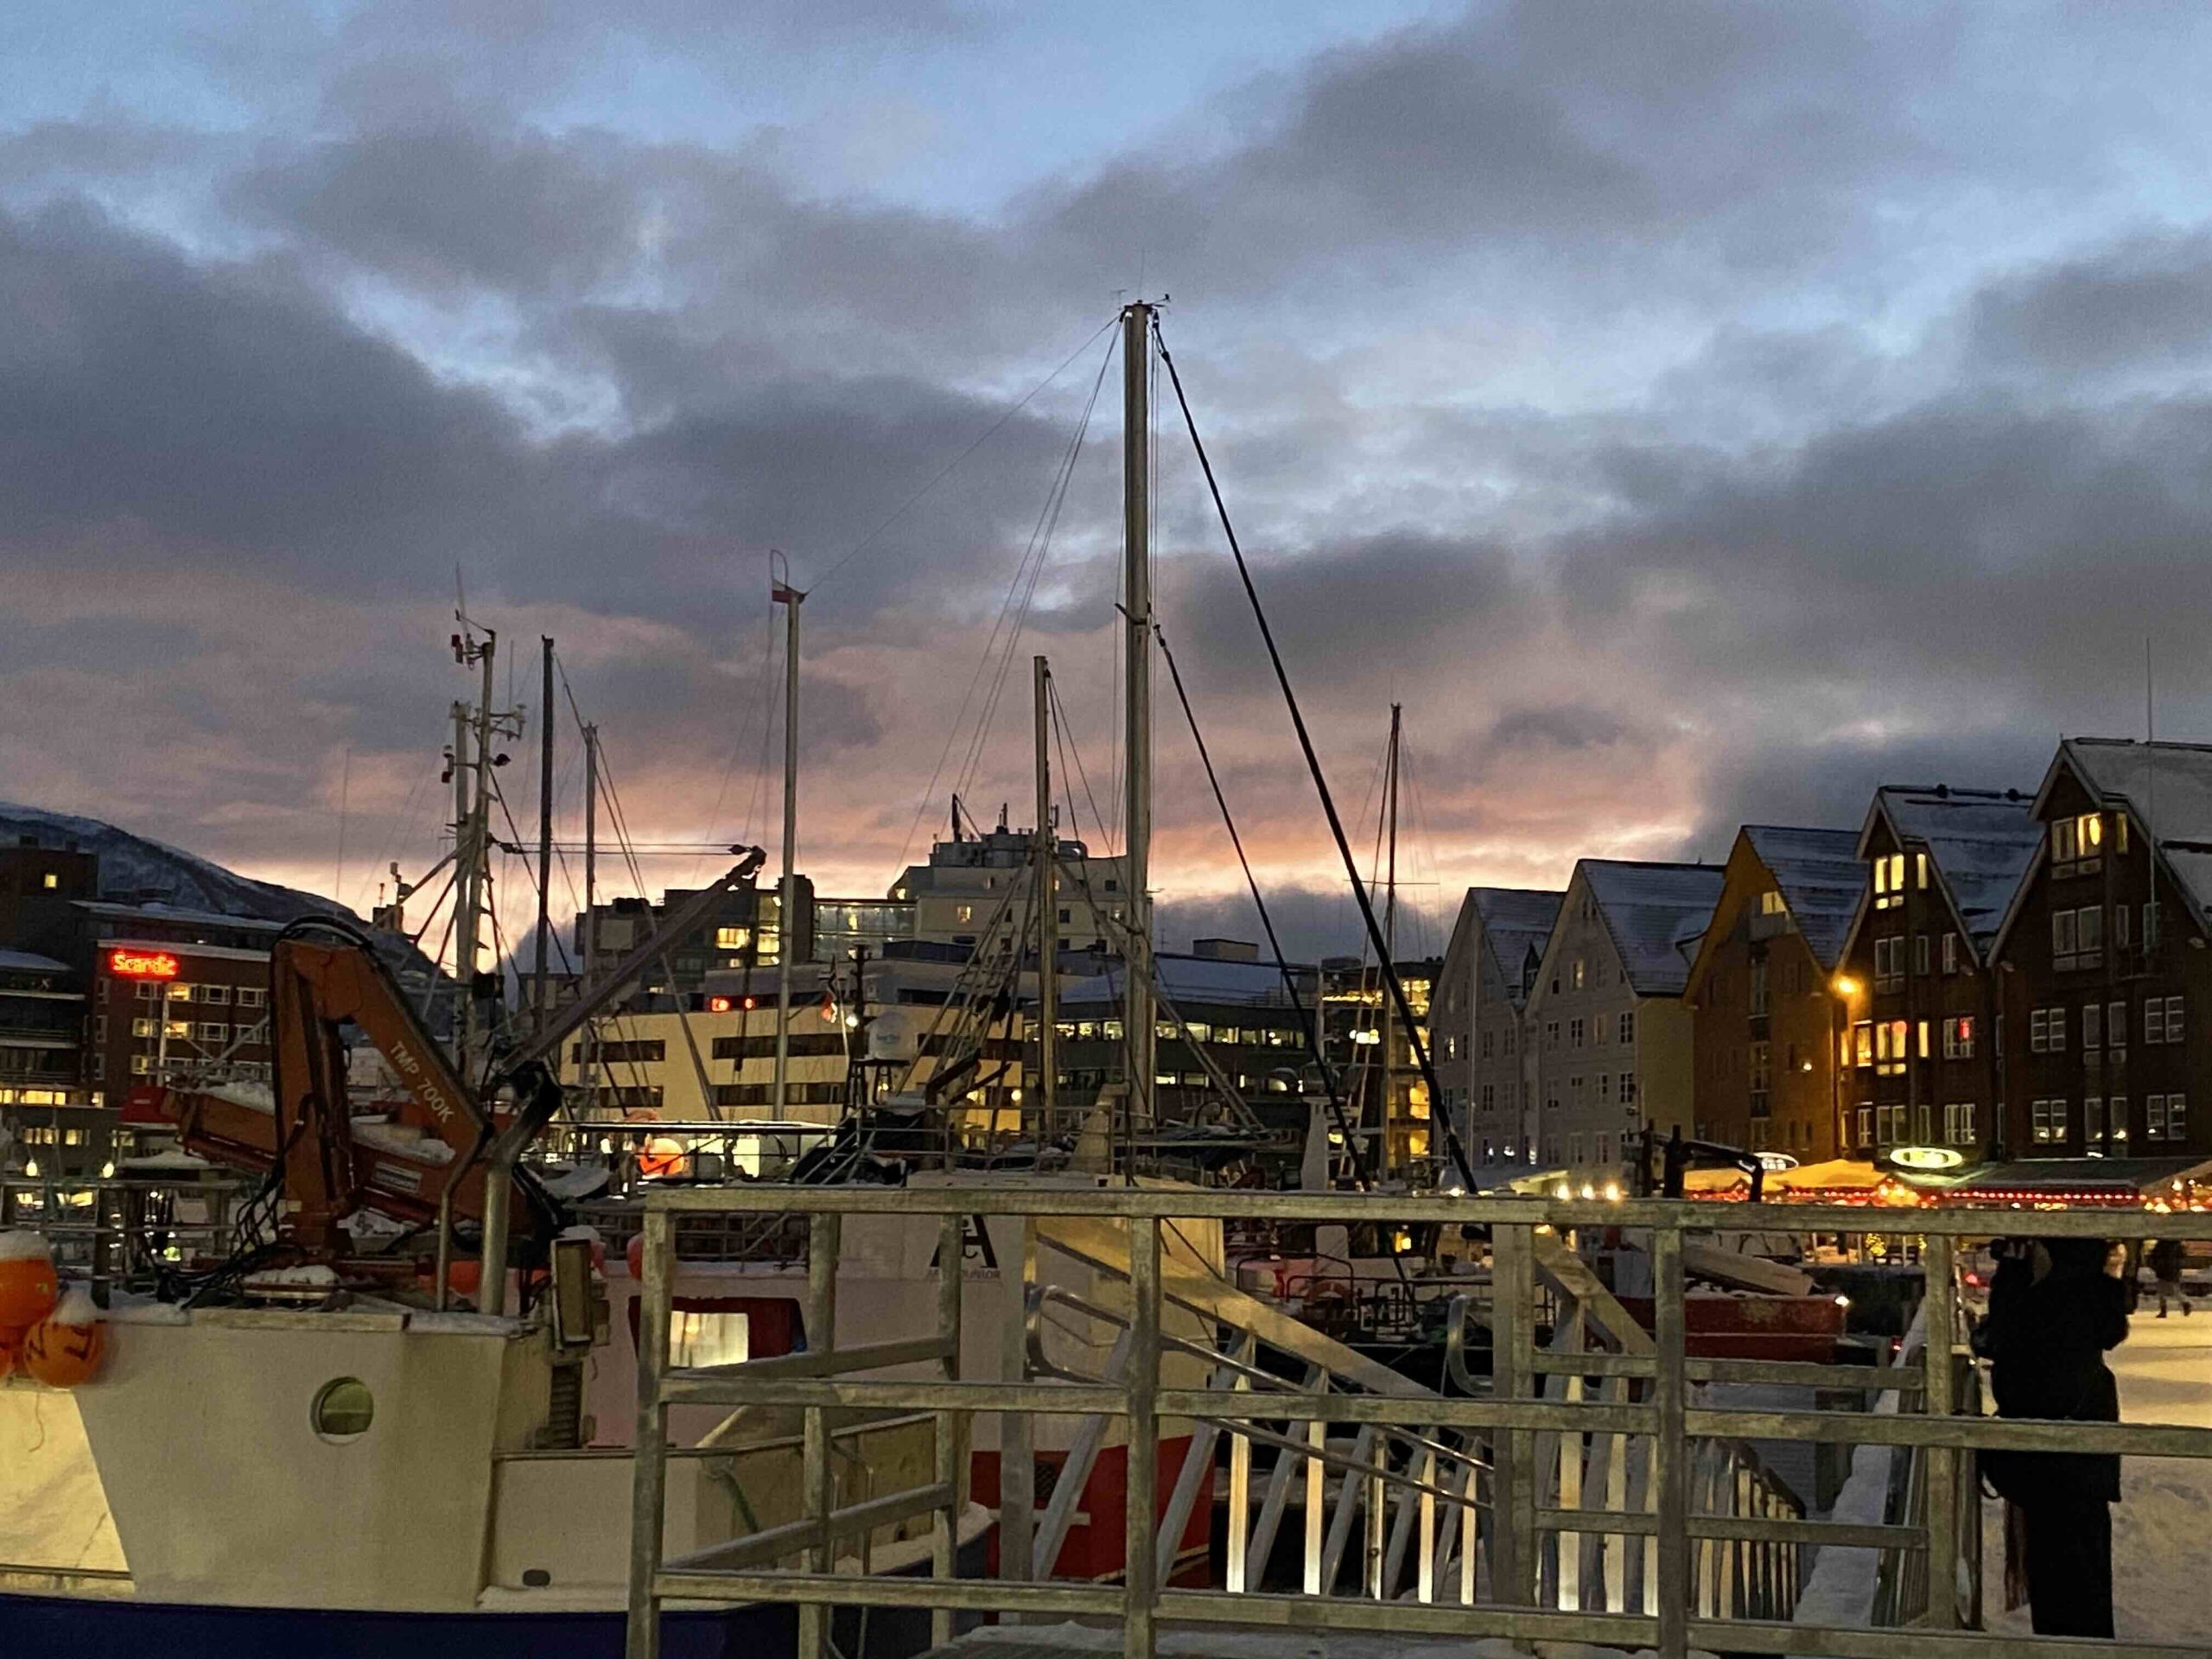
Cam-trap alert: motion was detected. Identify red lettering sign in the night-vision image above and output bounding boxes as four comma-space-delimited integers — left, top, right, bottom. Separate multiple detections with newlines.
108, 949, 181, 982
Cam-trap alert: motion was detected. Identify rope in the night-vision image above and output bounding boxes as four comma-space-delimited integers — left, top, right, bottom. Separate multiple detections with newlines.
1152, 318, 1477, 1194
1153, 625, 1371, 1189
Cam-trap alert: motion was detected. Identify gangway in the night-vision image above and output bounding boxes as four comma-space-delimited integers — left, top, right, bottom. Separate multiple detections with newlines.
625, 1186, 2212, 1659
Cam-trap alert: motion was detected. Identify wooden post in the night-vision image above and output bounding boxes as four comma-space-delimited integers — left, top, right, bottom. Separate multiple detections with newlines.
1124, 1216, 1160, 1659
624, 1208, 674, 1659
1923, 1233, 1957, 1629
933, 1211, 966, 1649
1652, 1224, 1688, 1659
1488, 1221, 1535, 1605
798, 1212, 840, 1659
1000, 1217, 1038, 1603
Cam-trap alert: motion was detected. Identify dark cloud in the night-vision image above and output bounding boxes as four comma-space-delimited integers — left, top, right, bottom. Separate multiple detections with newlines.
1963, 229, 2212, 378
16, 0, 2212, 942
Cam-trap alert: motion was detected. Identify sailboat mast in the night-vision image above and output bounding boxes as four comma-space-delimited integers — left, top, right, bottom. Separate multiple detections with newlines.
1379, 703, 1400, 1179
772, 574, 804, 1122
450, 698, 472, 1048
580, 721, 601, 1109
1121, 302, 1154, 1148
533, 636, 555, 1033
1033, 654, 1058, 1147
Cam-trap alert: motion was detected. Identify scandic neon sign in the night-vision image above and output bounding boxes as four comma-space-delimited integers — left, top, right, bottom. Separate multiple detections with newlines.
108, 949, 181, 981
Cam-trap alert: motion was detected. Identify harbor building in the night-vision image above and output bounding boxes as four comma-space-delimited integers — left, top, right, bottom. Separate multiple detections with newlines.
1522, 860, 1722, 1173
892, 813, 1130, 956
1833, 785, 2037, 1158
1434, 887, 1561, 1171
1683, 826, 1865, 1160
1990, 738, 2212, 1165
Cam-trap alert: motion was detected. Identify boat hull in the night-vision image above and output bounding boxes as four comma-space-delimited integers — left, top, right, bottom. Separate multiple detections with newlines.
0, 1531, 988, 1659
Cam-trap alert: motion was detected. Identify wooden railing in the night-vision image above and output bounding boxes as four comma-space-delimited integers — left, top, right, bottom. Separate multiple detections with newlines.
625, 1187, 2212, 1659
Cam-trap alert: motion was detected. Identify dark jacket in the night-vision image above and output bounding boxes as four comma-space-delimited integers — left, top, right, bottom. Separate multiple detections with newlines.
1984, 1239, 2128, 1504
2149, 1238, 2183, 1282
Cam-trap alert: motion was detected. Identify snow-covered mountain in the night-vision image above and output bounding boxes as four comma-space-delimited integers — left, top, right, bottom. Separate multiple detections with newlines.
0, 802, 444, 999
0, 802, 349, 922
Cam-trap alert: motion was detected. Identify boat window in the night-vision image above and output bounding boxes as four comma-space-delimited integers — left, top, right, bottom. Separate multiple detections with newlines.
312, 1377, 375, 1443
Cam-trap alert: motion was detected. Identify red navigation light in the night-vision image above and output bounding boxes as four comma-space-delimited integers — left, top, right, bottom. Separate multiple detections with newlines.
707, 995, 734, 1014
108, 949, 181, 982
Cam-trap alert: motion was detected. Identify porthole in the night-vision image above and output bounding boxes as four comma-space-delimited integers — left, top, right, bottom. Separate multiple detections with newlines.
312, 1376, 374, 1443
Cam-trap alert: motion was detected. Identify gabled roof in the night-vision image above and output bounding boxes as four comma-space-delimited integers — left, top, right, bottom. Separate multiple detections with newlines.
1742, 825, 1865, 970
1465, 887, 1562, 1010
1849, 785, 2039, 961
2058, 738, 2212, 927
1577, 860, 1725, 997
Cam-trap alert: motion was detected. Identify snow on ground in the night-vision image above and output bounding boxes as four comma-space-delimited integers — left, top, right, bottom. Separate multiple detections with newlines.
1983, 1311, 2212, 1645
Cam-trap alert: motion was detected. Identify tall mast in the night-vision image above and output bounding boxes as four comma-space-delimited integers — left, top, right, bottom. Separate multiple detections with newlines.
467, 630, 497, 1077
580, 721, 601, 1112
1379, 703, 1400, 1179
1122, 302, 1154, 1147
772, 571, 804, 1122
1033, 655, 1058, 1148
450, 697, 472, 1051
533, 636, 556, 1033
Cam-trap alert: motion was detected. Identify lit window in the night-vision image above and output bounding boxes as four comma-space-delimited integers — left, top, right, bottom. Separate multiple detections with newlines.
715, 925, 752, 952
1873, 854, 1906, 910
41, 872, 57, 890
1759, 890, 1786, 916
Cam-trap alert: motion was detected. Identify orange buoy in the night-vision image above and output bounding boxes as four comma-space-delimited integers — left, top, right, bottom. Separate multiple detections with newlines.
22, 1288, 105, 1387
637, 1136, 685, 1179
0, 1232, 59, 1329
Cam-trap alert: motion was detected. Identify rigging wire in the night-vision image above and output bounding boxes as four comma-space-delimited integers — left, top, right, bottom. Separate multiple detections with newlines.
890, 329, 1118, 876
808, 315, 1121, 594
1152, 318, 1477, 1193
1152, 625, 1372, 1189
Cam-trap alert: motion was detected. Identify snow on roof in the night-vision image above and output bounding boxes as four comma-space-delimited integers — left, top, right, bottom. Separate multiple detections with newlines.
0, 949, 70, 975
2064, 739, 2212, 925
1579, 860, 1725, 996
80, 902, 282, 934
1466, 887, 1561, 1008
1872, 785, 2040, 950
1060, 952, 1304, 1009
1744, 825, 1865, 969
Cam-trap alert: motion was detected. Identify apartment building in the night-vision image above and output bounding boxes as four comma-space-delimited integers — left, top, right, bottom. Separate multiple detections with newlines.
1683, 826, 1864, 1159
1523, 861, 1722, 1173
1832, 785, 2037, 1157
1434, 887, 1561, 1170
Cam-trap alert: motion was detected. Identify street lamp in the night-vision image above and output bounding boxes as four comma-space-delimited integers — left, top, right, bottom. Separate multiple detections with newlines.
1829, 975, 1859, 1154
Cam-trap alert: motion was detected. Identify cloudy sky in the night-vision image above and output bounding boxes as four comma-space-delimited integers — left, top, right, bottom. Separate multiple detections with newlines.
8, 1, 2212, 961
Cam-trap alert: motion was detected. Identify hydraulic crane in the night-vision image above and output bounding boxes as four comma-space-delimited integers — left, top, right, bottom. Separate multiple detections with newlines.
156, 849, 768, 1266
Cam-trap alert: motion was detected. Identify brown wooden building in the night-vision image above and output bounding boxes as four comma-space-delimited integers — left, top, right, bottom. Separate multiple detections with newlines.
1833, 785, 2039, 1159
1989, 739, 2212, 1161
1683, 826, 1865, 1160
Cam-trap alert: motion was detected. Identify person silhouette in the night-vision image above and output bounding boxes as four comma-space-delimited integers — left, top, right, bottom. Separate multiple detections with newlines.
1980, 1236, 2129, 1637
